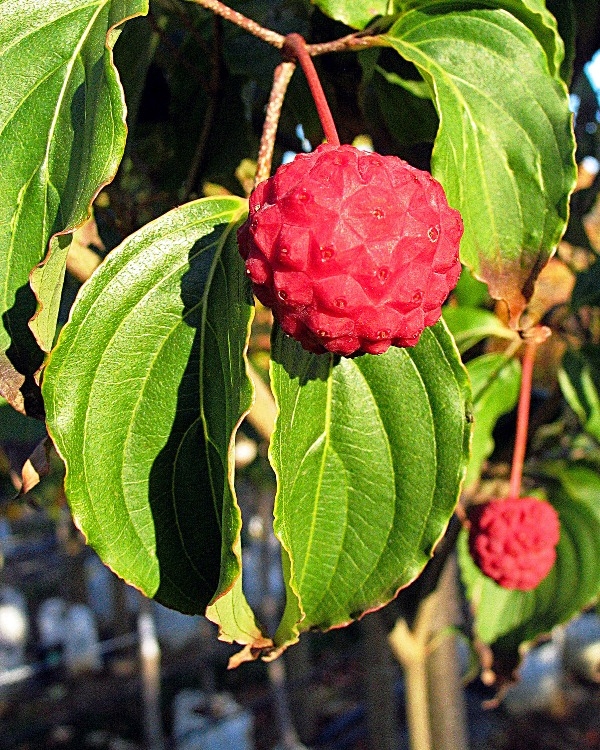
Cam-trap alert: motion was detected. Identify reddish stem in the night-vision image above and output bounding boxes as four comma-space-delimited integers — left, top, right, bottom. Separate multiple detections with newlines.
282, 34, 340, 146
508, 339, 538, 501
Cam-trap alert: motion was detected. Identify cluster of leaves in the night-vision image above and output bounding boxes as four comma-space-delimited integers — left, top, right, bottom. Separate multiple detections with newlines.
1, 0, 599, 670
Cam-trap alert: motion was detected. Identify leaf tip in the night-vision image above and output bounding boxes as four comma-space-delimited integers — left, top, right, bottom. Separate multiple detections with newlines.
226, 636, 276, 669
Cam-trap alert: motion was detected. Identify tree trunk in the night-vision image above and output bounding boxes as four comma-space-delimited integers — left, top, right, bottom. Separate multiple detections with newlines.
362, 610, 400, 750
426, 557, 469, 750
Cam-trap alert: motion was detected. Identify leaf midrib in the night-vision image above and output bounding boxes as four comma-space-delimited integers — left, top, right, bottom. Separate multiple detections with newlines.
198, 208, 246, 533
296, 355, 334, 591
41, 4, 106, 178
1, 0, 109, 347
0, 1, 102, 59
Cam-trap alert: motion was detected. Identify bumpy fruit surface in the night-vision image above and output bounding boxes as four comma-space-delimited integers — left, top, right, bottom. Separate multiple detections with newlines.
468, 497, 560, 591
237, 143, 463, 356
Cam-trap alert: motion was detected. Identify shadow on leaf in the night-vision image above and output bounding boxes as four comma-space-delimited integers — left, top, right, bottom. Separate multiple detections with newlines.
147, 231, 225, 614
270, 323, 334, 385
147, 220, 253, 615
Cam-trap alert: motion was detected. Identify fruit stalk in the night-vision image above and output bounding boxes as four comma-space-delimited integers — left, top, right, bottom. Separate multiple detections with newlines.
282, 34, 340, 147
255, 61, 296, 186
508, 337, 537, 501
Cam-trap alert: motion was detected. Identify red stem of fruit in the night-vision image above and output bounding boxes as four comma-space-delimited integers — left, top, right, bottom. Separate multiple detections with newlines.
508, 338, 538, 501
282, 34, 341, 147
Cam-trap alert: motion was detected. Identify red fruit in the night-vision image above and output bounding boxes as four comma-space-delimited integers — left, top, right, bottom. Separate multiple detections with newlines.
468, 497, 560, 591
238, 143, 463, 356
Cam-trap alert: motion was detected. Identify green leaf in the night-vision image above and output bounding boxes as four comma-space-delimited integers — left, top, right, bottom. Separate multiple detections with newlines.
546, 0, 575, 83
464, 354, 521, 489
206, 578, 270, 656
43, 197, 262, 642
442, 307, 516, 354
310, 0, 391, 30
394, 1, 566, 80
373, 65, 439, 145
0, 0, 148, 359
29, 235, 72, 352
383, 6, 576, 326
359, 43, 438, 147
459, 462, 600, 648
270, 320, 471, 647
375, 65, 431, 99
112, 13, 159, 136
559, 346, 600, 443
452, 265, 491, 308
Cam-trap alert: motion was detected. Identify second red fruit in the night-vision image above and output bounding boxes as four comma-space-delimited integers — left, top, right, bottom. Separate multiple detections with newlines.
468, 497, 560, 591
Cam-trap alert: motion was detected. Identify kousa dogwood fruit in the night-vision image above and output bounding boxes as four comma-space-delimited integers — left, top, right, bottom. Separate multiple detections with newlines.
468, 497, 561, 591
237, 143, 463, 356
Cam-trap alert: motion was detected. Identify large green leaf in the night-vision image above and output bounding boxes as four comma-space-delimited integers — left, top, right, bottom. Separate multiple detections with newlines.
459, 462, 600, 649
270, 320, 471, 647
383, 6, 576, 326
0, 0, 148, 363
394, 1, 566, 79
43, 198, 263, 644
328, 0, 566, 72
464, 354, 521, 489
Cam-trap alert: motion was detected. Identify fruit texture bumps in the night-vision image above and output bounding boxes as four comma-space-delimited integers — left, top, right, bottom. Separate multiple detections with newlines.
237, 143, 463, 356
468, 497, 561, 591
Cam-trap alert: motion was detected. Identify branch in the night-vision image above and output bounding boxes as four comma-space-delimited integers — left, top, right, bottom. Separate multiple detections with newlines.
308, 32, 383, 56
388, 595, 438, 750
188, 0, 285, 47
188, 0, 382, 56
